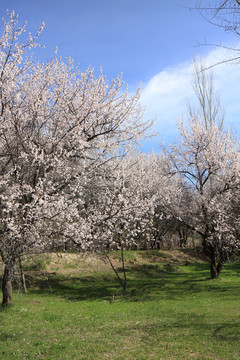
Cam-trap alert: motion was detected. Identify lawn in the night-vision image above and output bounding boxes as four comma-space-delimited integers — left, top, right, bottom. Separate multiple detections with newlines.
0, 250, 240, 360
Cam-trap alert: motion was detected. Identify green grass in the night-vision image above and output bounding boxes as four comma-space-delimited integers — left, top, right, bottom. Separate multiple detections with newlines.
0, 251, 240, 359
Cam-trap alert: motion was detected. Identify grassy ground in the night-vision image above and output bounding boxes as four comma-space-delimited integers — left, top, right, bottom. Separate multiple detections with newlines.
0, 250, 240, 360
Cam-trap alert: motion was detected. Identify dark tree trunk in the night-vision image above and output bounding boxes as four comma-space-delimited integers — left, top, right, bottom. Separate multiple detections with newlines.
210, 256, 218, 279
210, 256, 226, 278
202, 237, 221, 279
2, 260, 15, 306
204, 240, 226, 279
216, 259, 225, 275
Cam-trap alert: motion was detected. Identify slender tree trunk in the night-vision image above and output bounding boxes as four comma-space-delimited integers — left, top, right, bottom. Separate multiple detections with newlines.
2, 260, 15, 306
18, 257, 27, 294
105, 243, 127, 293
121, 244, 127, 292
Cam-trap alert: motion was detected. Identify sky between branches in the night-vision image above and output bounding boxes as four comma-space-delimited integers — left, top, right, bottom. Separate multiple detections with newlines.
0, 0, 239, 152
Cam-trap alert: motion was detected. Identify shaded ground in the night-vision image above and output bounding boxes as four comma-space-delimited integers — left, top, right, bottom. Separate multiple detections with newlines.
0, 248, 229, 304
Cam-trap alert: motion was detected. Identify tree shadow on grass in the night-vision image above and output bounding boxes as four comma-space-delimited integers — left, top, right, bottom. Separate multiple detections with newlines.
0, 333, 16, 341
113, 312, 240, 345
21, 261, 240, 303
0, 261, 238, 303
26, 272, 121, 301
222, 261, 240, 274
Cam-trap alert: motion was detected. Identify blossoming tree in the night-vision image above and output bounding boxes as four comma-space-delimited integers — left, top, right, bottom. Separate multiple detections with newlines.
0, 11, 153, 305
162, 119, 240, 278
72, 152, 162, 291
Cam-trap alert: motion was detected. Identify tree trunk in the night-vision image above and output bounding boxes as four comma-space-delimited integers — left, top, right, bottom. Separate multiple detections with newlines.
105, 243, 127, 293
121, 244, 127, 293
202, 238, 219, 279
18, 257, 27, 294
210, 257, 226, 278
2, 261, 15, 306
210, 256, 218, 279
202, 237, 227, 279
216, 259, 225, 276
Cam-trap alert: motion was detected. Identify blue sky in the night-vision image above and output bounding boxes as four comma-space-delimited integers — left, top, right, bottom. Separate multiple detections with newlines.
0, 0, 239, 152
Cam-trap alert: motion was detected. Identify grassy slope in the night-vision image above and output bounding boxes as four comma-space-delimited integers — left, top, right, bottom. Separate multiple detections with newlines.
0, 250, 240, 360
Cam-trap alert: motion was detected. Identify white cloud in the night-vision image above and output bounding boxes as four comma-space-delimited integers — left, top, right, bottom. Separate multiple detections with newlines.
141, 46, 240, 148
